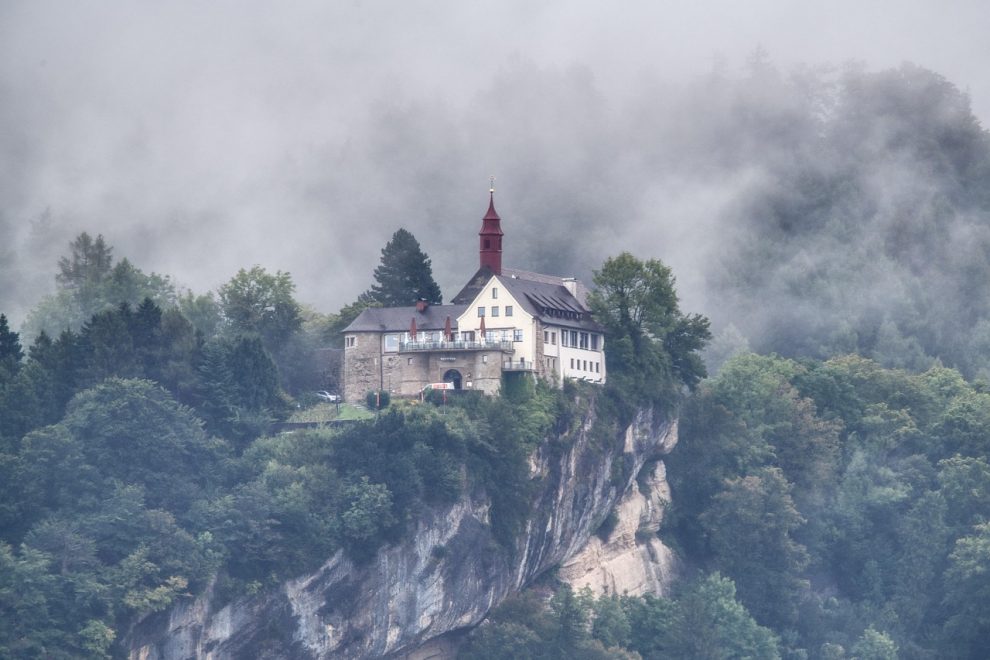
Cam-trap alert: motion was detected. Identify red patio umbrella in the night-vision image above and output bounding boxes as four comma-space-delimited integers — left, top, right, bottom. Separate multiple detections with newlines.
444, 315, 452, 341
479, 314, 486, 341
410, 317, 417, 341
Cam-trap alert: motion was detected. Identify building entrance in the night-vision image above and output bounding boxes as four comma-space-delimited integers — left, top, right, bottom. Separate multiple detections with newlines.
442, 369, 463, 390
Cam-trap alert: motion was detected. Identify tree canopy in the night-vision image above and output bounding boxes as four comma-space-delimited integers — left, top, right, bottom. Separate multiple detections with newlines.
367, 228, 442, 307
588, 252, 710, 406
55, 232, 113, 291
217, 266, 303, 351
665, 352, 990, 658
22, 233, 176, 340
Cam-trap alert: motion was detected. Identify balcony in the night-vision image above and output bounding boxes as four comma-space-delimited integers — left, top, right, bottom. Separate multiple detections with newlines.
502, 358, 536, 372
400, 339, 515, 353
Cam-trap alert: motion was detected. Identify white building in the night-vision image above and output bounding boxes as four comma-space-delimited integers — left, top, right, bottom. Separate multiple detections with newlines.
342, 190, 605, 402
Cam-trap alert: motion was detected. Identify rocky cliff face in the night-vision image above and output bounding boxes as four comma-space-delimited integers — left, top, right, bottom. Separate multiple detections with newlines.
559, 460, 677, 598
126, 403, 678, 660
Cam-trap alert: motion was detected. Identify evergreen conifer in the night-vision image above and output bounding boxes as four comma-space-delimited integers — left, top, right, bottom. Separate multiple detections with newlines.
368, 229, 442, 307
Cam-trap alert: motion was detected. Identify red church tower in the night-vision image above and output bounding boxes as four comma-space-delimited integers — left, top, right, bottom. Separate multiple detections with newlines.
479, 183, 503, 275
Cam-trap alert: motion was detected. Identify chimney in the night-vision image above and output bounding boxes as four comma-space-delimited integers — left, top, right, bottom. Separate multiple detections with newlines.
416, 299, 428, 312
562, 277, 578, 298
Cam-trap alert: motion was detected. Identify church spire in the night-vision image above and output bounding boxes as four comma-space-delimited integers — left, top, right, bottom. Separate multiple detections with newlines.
479, 178, 503, 274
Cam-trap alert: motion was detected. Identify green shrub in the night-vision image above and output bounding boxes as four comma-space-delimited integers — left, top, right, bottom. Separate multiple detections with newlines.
365, 389, 390, 409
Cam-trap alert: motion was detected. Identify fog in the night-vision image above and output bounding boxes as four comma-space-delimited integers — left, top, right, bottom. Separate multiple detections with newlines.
2, 0, 989, 353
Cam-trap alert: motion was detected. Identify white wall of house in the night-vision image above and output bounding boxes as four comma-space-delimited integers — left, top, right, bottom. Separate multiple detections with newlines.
549, 324, 606, 383
456, 276, 538, 369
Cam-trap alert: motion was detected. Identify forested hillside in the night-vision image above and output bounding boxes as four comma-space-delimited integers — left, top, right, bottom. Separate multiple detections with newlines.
454, 356, 990, 659
3, 62, 990, 660
0, 305, 568, 657
697, 64, 990, 380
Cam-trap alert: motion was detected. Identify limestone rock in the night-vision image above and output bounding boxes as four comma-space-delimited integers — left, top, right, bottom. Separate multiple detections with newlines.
558, 460, 677, 598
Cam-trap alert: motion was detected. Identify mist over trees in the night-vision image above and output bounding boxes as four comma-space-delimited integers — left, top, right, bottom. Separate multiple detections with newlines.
4, 59, 990, 384
21, 232, 176, 340
701, 63, 990, 377
3, 39, 990, 657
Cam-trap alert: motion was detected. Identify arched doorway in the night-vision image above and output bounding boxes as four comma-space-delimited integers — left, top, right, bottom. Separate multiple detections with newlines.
443, 369, 463, 390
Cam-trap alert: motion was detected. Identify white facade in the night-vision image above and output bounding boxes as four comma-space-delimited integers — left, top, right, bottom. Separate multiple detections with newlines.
542, 323, 606, 384
457, 275, 606, 385
455, 277, 538, 372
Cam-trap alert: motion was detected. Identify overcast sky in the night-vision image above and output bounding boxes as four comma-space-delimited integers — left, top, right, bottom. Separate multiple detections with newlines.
2, 0, 989, 323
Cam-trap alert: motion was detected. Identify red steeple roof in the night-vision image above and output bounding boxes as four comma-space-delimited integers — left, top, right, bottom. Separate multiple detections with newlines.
483, 191, 502, 223
479, 186, 503, 274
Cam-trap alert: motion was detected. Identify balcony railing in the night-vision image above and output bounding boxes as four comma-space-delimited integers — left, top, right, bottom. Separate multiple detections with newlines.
502, 359, 536, 372
400, 339, 515, 353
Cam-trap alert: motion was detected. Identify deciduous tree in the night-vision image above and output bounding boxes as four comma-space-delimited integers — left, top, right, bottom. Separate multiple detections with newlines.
701, 467, 810, 627
218, 266, 302, 351
588, 253, 710, 403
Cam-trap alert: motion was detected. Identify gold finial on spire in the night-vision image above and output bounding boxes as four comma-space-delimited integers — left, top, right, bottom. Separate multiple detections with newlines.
490, 175, 496, 194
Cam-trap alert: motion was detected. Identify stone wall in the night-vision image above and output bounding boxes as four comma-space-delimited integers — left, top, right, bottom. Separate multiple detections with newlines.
344, 332, 509, 402
534, 320, 548, 380
343, 333, 382, 404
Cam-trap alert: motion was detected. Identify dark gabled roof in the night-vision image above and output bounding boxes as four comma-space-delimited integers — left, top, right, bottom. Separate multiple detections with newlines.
495, 273, 603, 332
343, 304, 467, 333
450, 266, 496, 305
361, 267, 602, 334
501, 268, 591, 307
452, 266, 591, 307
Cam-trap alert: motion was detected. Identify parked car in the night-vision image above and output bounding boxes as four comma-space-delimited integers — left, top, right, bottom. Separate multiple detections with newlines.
316, 391, 340, 402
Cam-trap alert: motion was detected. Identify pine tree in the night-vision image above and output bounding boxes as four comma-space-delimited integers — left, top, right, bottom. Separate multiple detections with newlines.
368, 229, 442, 307
56, 232, 113, 290
0, 314, 23, 370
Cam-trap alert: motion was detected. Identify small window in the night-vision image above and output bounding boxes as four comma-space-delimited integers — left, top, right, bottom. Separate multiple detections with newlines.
383, 334, 400, 352
580, 332, 589, 349
484, 239, 491, 249
561, 332, 569, 347
514, 329, 523, 342
505, 305, 513, 316
492, 306, 500, 317
407, 357, 413, 365
570, 331, 578, 347
583, 360, 588, 371
591, 334, 600, 350
345, 336, 356, 348
492, 288, 498, 299
483, 354, 488, 363
596, 362, 600, 373
552, 332, 557, 345
478, 307, 485, 317
570, 358, 575, 369
544, 330, 550, 343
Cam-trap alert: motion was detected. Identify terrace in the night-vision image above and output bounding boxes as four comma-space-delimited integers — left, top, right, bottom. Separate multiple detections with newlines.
399, 339, 515, 353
